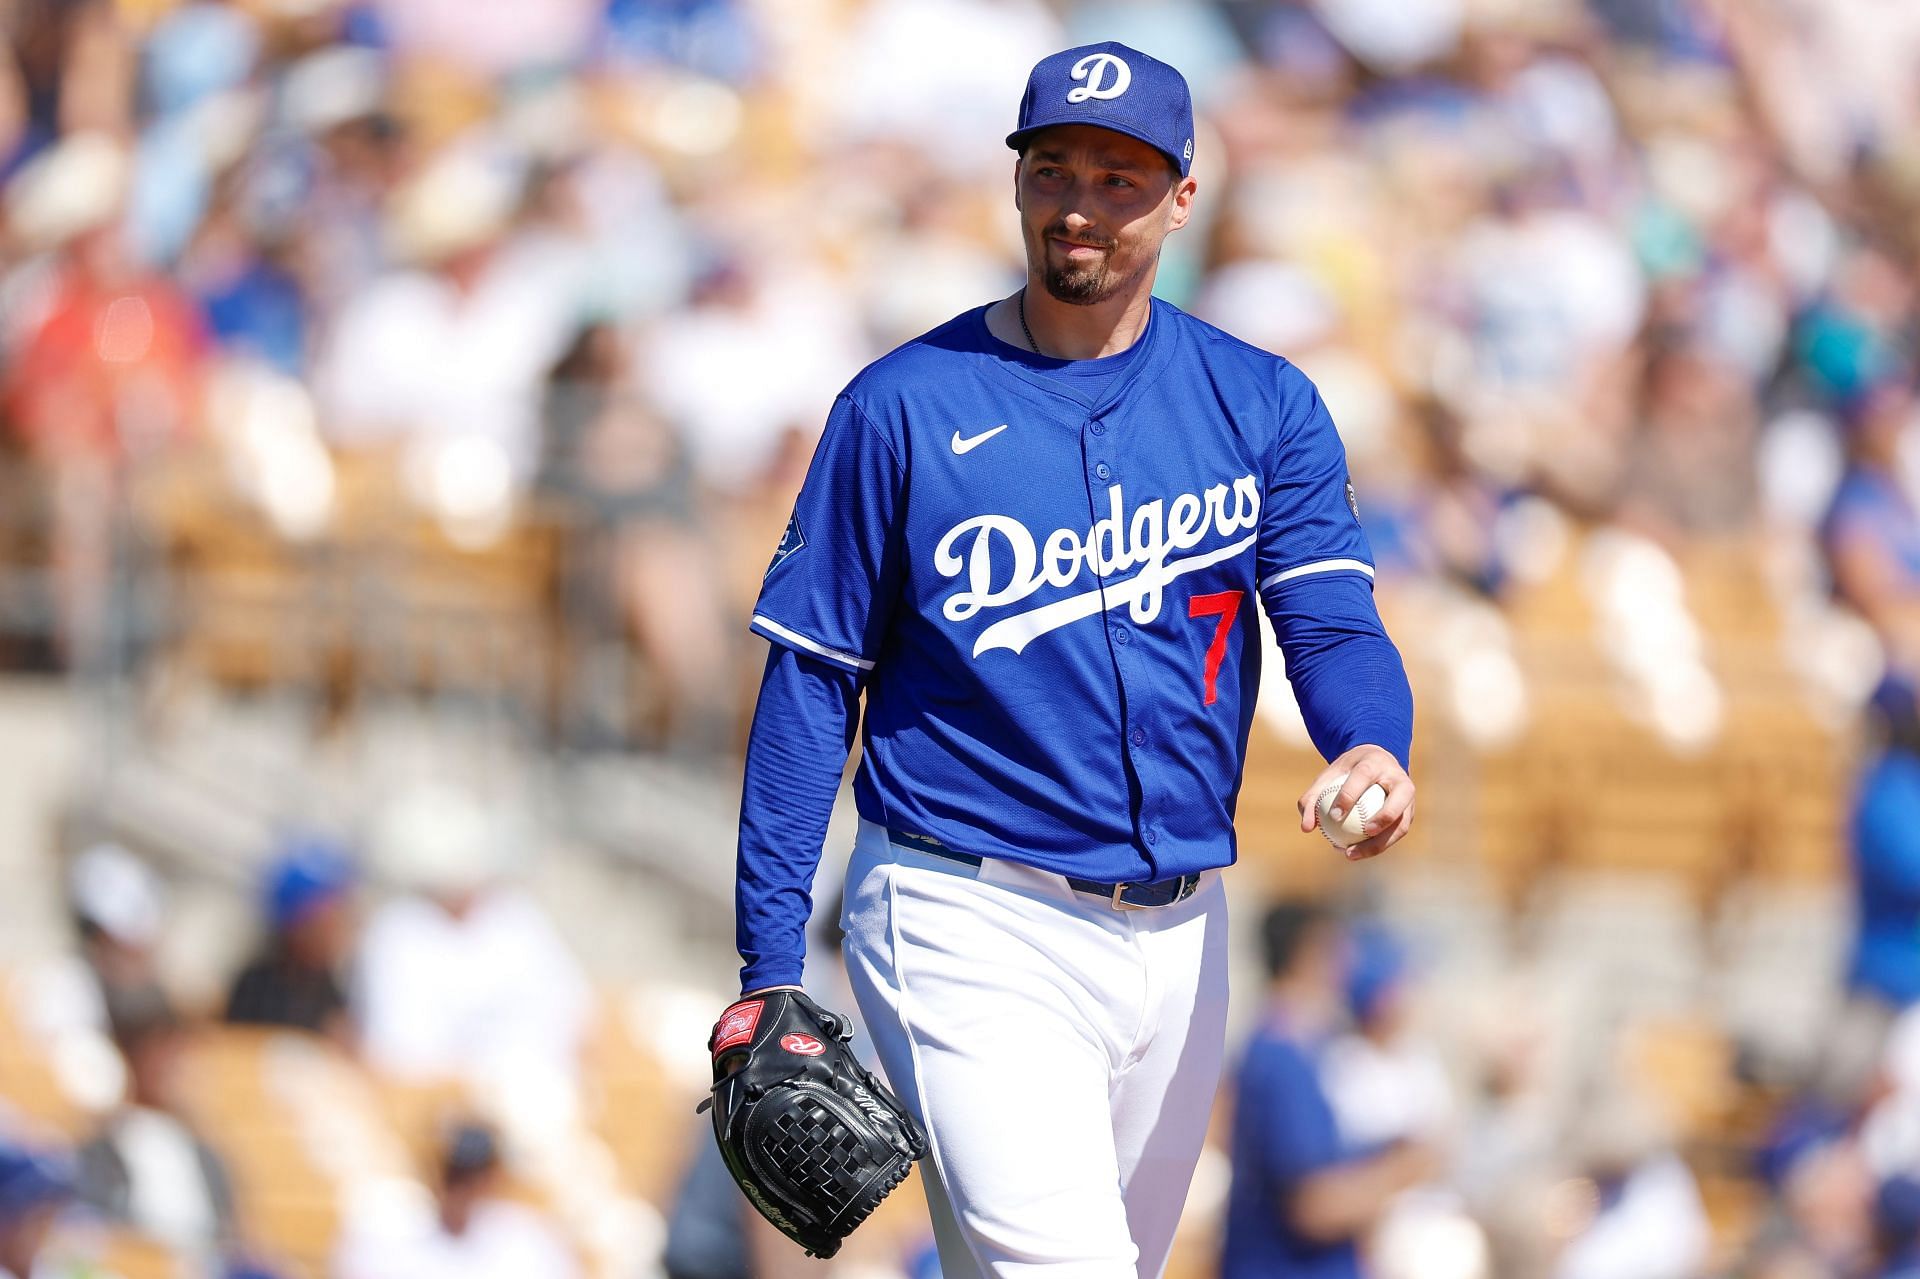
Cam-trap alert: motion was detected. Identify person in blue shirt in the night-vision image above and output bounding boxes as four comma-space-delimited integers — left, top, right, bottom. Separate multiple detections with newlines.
1823, 372, 1920, 674
1848, 677, 1920, 1009
718, 40, 1415, 1275
1224, 901, 1438, 1279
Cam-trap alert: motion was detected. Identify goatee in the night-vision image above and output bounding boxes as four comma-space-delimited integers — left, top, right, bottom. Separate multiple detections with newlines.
1043, 263, 1112, 305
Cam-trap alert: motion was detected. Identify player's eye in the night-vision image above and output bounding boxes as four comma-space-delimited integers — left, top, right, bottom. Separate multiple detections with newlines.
1105, 176, 1134, 188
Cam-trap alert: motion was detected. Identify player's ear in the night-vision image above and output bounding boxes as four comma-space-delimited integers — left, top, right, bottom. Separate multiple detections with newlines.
1167, 175, 1197, 232
1013, 155, 1025, 211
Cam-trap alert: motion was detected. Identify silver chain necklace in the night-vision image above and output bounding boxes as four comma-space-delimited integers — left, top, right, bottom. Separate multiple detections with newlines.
1018, 288, 1040, 355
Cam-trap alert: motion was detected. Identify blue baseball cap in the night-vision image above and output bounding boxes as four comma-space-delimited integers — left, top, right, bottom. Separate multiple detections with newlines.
1006, 42, 1195, 178
265, 834, 355, 932
1343, 922, 1407, 1023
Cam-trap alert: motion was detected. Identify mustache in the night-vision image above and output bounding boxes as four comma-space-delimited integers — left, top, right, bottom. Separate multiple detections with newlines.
1044, 227, 1115, 250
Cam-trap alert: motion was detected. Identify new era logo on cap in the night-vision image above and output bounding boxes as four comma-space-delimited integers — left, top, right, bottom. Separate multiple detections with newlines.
1007, 41, 1195, 178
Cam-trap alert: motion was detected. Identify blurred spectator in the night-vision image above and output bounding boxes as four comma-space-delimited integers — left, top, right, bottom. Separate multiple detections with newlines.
540, 322, 734, 751
600, 0, 763, 82
1840, 677, 1920, 1014
273, 48, 402, 319
1321, 924, 1453, 1151
1452, 998, 1564, 1277
639, 253, 865, 495
1, 129, 208, 664
1615, 335, 1761, 538
1222, 901, 1441, 1279
1400, 397, 1515, 596
0, 0, 133, 174
314, 136, 583, 498
355, 786, 593, 1114
1877, 1174, 1920, 1279
77, 987, 236, 1256
1744, 1099, 1873, 1279
19, 842, 166, 1041
661, 1132, 749, 1279
1823, 374, 1920, 676
1321, 925, 1482, 1279
0, 1140, 73, 1279
1550, 1090, 1709, 1279
224, 835, 357, 1042
11, 843, 169, 1117
66, 841, 165, 1005
2, 134, 209, 459
332, 1120, 580, 1279
178, 175, 309, 376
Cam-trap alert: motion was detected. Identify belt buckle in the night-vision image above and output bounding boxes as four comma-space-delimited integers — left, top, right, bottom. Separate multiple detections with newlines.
1109, 882, 1149, 911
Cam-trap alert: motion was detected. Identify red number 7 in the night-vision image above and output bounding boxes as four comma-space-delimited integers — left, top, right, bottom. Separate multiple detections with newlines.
1187, 590, 1243, 707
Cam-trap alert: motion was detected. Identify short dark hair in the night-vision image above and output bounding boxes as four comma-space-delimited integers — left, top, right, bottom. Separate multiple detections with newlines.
1260, 899, 1332, 980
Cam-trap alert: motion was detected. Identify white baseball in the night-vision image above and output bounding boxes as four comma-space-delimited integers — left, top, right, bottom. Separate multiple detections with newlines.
1315, 772, 1387, 849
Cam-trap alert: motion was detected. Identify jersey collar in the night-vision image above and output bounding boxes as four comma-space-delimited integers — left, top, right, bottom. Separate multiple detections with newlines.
977, 296, 1178, 416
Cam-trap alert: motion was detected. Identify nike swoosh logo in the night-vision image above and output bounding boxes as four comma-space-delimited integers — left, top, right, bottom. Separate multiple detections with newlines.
951, 424, 1010, 455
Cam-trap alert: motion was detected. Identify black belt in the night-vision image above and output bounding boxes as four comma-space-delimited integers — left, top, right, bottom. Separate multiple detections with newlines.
885, 829, 1203, 910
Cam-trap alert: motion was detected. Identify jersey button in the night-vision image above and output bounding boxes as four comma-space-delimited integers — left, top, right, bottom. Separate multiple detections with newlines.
1112, 626, 1130, 645
1095, 462, 1112, 481
1130, 727, 1147, 747
1089, 421, 1106, 436
1144, 830, 1159, 846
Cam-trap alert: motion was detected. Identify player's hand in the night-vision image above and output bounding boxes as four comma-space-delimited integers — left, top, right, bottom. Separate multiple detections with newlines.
1297, 744, 1414, 861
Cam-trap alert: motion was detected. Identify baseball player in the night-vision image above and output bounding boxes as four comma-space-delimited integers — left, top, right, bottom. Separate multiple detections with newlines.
726, 41, 1416, 1276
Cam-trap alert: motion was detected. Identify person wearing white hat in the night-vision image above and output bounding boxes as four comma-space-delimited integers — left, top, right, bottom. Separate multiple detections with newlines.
353, 786, 593, 1123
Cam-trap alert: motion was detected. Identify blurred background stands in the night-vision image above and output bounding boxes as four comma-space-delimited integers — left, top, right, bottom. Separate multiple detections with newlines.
3, 0, 1920, 1275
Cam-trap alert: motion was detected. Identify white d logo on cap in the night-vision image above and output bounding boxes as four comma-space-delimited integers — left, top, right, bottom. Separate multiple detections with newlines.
1066, 52, 1132, 103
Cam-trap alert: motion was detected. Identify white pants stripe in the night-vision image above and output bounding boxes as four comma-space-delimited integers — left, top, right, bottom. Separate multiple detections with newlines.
840, 820, 1230, 1278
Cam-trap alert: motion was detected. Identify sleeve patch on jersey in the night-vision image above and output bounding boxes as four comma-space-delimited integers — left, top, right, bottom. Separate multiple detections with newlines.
1345, 477, 1360, 522
766, 515, 806, 576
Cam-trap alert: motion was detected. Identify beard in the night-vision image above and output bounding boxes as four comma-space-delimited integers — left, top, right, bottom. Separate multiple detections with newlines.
1037, 226, 1129, 306
1043, 259, 1113, 305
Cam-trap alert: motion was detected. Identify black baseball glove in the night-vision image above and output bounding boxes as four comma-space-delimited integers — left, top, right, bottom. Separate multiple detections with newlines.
700, 988, 927, 1258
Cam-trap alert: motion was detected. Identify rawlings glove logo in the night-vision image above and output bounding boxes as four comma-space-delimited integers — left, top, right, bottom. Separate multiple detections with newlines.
934, 475, 1260, 656
712, 1001, 764, 1055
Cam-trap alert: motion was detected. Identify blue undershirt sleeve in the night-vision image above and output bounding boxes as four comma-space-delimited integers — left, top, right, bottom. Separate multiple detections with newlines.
1264, 573, 1413, 769
736, 645, 864, 993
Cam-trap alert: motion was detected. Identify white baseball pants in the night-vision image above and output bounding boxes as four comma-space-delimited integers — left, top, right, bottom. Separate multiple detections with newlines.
840, 820, 1230, 1278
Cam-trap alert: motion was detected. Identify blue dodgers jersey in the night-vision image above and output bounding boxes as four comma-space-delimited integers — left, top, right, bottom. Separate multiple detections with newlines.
751, 297, 1375, 884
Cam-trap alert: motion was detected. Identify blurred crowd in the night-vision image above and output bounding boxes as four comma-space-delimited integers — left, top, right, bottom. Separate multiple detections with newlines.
0, 794, 620, 1279
5, 0, 1920, 1275
0, 0, 1917, 744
